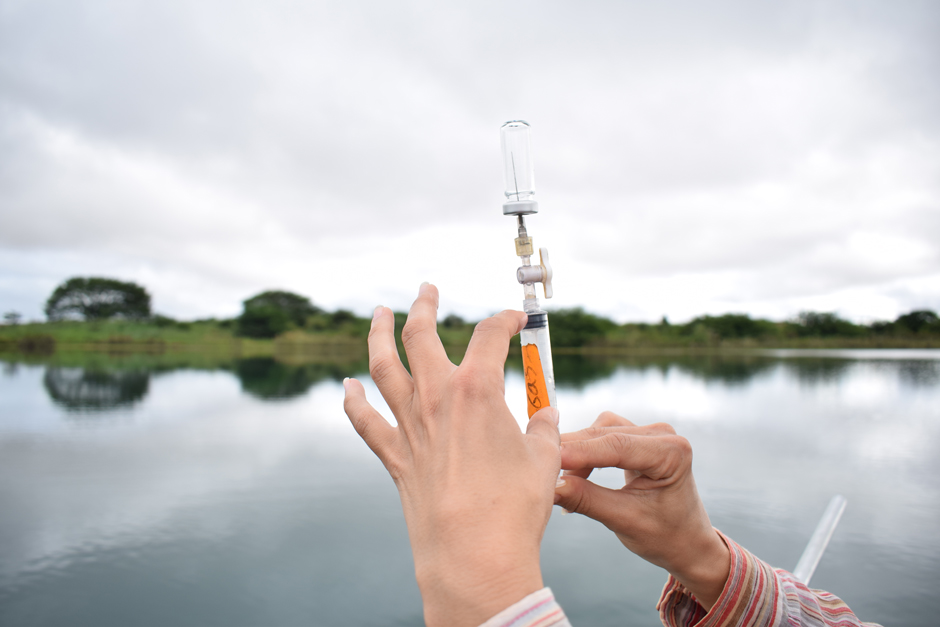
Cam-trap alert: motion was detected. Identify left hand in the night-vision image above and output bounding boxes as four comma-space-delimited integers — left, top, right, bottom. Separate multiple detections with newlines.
554, 412, 730, 610
343, 283, 561, 627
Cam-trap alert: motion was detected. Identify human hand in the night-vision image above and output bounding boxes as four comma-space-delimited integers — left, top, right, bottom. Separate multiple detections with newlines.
343, 283, 562, 627
553, 412, 730, 610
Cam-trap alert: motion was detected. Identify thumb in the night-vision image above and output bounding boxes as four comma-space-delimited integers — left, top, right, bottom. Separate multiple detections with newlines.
526, 406, 560, 447
554, 473, 629, 525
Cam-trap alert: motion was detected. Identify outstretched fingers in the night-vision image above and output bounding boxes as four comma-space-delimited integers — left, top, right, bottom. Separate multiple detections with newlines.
400, 283, 454, 384
368, 305, 413, 411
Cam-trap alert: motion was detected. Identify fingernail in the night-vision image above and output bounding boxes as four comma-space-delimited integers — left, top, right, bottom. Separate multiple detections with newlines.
419, 281, 430, 295
547, 407, 560, 426
372, 306, 383, 323
343, 377, 351, 391
560, 507, 571, 515
555, 477, 566, 488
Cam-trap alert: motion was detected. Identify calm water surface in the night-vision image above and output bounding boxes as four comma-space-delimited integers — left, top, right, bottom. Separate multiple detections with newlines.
1, 351, 939, 626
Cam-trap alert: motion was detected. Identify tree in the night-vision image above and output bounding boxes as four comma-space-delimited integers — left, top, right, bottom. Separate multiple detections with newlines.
442, 314, 466, 329
3, 311, 21, 325
895, 310, 939, 334
794, 311, 863, 337
547, 307, 617, 347
236, 290, 321, 338
45, 278, 151, 321
688, 314, 774, 339
237, 305, 290, 338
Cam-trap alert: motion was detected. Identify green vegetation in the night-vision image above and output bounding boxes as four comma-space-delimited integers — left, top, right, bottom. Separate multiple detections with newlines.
2, 276, 939, 360
4, 305, 940, 358
541, 308, 617, 347
0, 318, 236, 348
523, 307, 940, 351
45, 277, 151, 320
237, 290, 323, 338
591, 308, 940, 351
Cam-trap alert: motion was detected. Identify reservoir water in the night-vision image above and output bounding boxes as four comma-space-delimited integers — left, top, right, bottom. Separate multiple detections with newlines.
1, 350, 938, 626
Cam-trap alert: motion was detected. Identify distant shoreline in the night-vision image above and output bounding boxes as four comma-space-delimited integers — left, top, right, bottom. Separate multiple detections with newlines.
3, 318, 939, 362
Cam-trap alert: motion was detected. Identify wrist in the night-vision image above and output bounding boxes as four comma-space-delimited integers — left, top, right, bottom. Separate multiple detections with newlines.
416, 552, 543, 627
668, 528, 731, 611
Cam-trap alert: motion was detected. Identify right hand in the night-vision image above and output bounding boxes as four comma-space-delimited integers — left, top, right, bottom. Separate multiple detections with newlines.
553, 412, 730, 610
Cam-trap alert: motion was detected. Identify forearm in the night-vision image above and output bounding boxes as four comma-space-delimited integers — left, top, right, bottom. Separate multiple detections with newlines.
658, 531, 882, 627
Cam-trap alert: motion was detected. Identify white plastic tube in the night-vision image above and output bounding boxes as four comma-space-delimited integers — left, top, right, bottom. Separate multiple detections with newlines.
793, 495, 847, 585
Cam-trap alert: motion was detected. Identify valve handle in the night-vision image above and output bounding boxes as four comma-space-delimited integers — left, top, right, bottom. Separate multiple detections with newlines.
539, 247, 553, 299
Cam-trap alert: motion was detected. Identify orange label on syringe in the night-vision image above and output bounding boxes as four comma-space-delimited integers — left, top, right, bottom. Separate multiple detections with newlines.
522, 343, 550, 418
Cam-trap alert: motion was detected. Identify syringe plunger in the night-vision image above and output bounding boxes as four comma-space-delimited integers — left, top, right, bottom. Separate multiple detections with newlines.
501, 120, 538, 216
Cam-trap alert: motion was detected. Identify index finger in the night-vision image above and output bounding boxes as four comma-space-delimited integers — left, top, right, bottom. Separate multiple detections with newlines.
460, 309, 527, 376
560, 432, 689, 480
560, 423, 676, 443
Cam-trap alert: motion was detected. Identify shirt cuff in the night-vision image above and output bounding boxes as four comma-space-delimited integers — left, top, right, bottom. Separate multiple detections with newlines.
656, 529, 882, 627
657, 529, 746, 627
478, 587, 571, 627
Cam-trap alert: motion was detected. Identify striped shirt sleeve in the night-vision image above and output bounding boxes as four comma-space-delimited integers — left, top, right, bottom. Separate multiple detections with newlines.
657, 531, 882, 627
478, 587, 571, 627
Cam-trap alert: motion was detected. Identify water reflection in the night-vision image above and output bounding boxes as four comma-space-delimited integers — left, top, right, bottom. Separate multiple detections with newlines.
897, 360, 940, 386
43, 367, 150, 412
545, 354, 835, 388
0, 353, 368, 411
508, 354, 780, 388
0, 349, 938, 627
786, 359, 853, 386
232, 358, 350, 400
548, 353, 940, 390
615, 354, 779, 386
5, 352, 940, 410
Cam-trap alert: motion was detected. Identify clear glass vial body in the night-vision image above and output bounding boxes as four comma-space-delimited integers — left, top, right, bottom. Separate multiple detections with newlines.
500, 120, 536, 203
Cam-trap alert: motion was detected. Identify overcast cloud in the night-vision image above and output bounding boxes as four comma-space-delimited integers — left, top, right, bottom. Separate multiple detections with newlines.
1, 0, 938, 323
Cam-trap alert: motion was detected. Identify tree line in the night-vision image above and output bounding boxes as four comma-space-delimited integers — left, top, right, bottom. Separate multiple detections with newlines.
5, 276, 939, 346
545, 308, 940, 347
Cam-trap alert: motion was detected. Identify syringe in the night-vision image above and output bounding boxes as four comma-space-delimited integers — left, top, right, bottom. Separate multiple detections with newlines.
500, 120, 557, 418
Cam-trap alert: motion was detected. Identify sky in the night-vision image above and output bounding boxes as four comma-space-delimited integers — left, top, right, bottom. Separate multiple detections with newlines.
1, 0, 938, 324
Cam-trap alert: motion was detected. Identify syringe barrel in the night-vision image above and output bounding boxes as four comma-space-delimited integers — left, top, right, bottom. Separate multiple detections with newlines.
501, 121, 536, 202
520, 312, 557, 418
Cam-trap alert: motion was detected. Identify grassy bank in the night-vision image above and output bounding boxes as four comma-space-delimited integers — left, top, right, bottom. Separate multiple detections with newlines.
3, 307, 940, 362
0, 319, 367, 363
